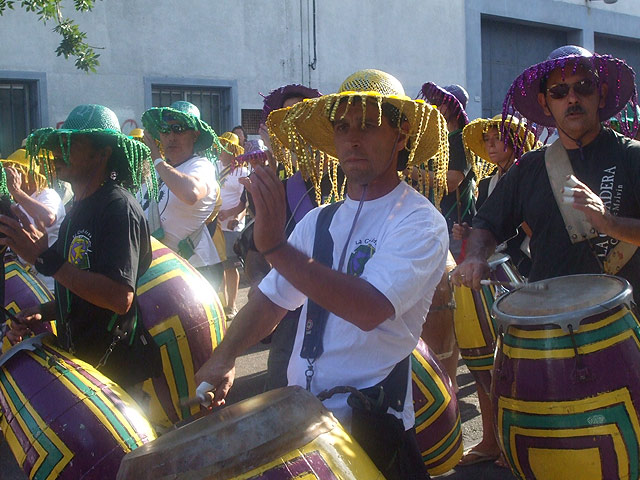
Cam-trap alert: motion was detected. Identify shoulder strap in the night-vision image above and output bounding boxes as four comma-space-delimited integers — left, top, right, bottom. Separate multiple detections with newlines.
300, 201, 344, 361
286, 171, 315, 224
544, 139, 598, 243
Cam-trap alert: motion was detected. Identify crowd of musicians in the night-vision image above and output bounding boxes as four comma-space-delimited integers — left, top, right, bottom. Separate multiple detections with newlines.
0, 44, 639, 479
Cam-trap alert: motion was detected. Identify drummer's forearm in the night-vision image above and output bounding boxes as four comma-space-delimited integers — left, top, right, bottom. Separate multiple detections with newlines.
600, 214, 640, 247
215, 289, 286, 360
464, 228, 497, 260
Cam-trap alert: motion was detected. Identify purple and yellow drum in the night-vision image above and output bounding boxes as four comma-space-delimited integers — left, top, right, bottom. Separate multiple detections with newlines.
412, 338, 463, 475
453, 253, 523, 393
0, 333, 156, 479
137, 238, 226, 428
491, 274, 640, 480
117, 386, 383, 479
2, 254, 55, 352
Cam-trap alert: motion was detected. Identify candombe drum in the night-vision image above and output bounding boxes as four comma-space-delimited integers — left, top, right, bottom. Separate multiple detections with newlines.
117, 386, 384, 479
412, 338, 463, 475
2, 253, 55, 353
453, 252, 523, 393
0, 333, 156, 479
491, 274, 640, 480
137, 237, 226, 428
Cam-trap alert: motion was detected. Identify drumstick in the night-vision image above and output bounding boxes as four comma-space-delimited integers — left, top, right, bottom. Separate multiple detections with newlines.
480, 279, 548, 291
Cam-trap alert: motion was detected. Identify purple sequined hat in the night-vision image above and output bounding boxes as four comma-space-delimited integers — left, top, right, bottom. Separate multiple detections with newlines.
419, 83, 470, 125
504, 45, 638, 136
261, 84, 321, 123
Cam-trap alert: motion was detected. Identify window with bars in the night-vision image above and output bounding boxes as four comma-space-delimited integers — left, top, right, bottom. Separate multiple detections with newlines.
151, 85, 231, 134
0, 80, 38, 158
241, 109, 263, 135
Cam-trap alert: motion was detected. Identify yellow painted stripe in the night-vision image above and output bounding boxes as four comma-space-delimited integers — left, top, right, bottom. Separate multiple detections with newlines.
137, 268, 183, 296
412, 353, 450, 432
421, 412, 462, 458
503, 329, 640, 359
506, 309, 627, 339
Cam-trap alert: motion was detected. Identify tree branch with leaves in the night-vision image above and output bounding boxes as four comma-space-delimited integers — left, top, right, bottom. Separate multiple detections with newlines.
0, 0, 101, 72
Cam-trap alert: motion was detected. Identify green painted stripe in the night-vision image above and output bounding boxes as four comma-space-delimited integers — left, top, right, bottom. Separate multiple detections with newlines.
0, 372, 64, 479
462, 356, 494, 369
500, 402, 639, 478
504, 313, 640, 352
422, 416, 462, 462
412, 356, 447, 425
138, 257, 193, 287
6, 264, 53, 303
154, 328, 191, 419
34, 350, 138, 451
203, 303, 224, 344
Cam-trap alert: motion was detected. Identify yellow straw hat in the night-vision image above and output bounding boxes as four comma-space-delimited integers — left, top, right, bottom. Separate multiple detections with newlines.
219, 132, 245, 157
267, 69, 449, 206
462, 114, 539, 181
1, 149, 47, 192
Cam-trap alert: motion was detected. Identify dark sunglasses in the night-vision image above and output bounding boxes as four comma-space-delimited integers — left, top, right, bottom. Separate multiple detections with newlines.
158, 123, 193, 134
547, 78, 597, 100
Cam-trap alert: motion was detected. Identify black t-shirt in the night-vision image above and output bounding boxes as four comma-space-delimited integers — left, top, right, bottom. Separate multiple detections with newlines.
473, 127, 640, 301
439, 129, 476, 231
51, 181, 160, 386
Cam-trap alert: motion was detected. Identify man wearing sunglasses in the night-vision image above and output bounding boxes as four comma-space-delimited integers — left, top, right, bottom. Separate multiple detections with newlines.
141, 101, 224, 288
451, 45, 640, 303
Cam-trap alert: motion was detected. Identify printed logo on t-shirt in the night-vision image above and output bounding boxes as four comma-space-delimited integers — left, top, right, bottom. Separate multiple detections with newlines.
594, 165, 622, 259
68, 230, 92, 269
347, 243, 376, 277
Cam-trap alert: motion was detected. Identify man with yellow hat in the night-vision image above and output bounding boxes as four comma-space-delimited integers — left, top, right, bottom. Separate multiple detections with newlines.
1, 148, 66, 291
196, 70, 450, 479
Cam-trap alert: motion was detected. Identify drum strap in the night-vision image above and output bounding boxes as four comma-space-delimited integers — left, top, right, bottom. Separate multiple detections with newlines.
300, 201, 343, 387
545, 139, 637, 273
544, 139, 598, 244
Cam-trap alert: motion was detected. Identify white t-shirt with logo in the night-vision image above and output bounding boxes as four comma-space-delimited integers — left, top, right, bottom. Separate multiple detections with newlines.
145, 156, 220, 267
216, 162, 251, 232
20, 188, 66, 292
259, 181, 449, 430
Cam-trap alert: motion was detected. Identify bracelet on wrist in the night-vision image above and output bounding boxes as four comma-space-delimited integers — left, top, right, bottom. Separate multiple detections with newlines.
153, 157, 165, 168
34, 249, 66, 276
260, 240, 287, 256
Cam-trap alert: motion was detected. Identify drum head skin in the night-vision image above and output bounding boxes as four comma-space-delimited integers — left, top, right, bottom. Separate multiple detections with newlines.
493, 274, 632, 331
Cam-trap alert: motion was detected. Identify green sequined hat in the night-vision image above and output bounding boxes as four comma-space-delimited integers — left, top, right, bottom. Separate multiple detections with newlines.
25, 104, 156, 196
141, 101, 222, 161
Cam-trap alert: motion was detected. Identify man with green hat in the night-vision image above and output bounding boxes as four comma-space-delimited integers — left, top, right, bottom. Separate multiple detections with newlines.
140, 100, 224, 288
0, 104, 161, 388
196, 70, 450, 479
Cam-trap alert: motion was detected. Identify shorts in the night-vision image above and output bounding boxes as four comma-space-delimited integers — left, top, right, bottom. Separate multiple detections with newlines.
222, 230, 242, 268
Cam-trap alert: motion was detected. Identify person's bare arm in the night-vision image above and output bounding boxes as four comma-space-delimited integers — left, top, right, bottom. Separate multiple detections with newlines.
241, 166, 395, 331
195, 289, 287, 406
446, 170, 465, 193
449, 228, 497, 290
6, 167, 56, 227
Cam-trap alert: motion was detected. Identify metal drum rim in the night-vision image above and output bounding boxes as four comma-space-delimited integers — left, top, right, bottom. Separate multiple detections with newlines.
491, 274, 633, 333
487, 252, 511, 270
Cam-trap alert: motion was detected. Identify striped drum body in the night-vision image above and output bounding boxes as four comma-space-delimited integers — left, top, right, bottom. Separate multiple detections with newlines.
137, 238, 226, 428
453, 253, 523, 393
2, 255, 56, 353
0, 334, 156, 480
117, 386, 384, 480
412, 338, 463, 475
492, 274, 640, 480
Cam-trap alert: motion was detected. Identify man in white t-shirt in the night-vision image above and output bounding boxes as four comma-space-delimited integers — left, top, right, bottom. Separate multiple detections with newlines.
196, 70, 450, 479
216, 132, 251, 318
2, 149, 65, 292
141, 101, 223, 288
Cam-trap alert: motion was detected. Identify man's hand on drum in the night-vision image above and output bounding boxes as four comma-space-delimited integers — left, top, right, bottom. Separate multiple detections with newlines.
239, 166, 286, 255
452, 222, 471, 241
195, 353, 236, 408
0, 205, 48, 264
450, 256, 491, 290
6, 305, 43, 345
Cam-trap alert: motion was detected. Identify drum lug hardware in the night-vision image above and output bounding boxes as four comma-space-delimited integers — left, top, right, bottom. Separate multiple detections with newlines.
568, 325, 592, 383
